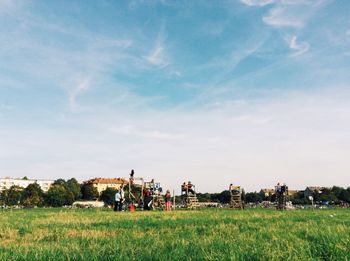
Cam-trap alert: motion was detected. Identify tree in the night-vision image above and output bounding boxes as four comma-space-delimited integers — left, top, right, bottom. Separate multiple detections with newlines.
100, 187, 117, 206
245, 192, 263, 203
66, 178, 82, 201
3, 186, 23, 206
50, 178, 82, 206
218, 190, 231, 204
81, 183, 99, 200
21, 183, 44, 207
291, 191, 307, 205
53, 179, 66, 187
339, 189, 350, 203
45, 185, 67, 207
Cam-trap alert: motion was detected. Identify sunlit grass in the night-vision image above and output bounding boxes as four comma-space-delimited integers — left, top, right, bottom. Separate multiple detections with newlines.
0, 208, 349, 260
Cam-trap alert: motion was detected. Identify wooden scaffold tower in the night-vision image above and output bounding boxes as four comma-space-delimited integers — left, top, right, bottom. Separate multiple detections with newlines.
144, 179, 165, 210
127, 169, 144, 209
275, 183, 288, 210
229, 184, 243, 209
128, 170, 165, 211
181, 181, 200, 209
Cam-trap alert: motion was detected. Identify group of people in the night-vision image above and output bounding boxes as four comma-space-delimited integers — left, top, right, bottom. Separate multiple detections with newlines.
276, 183, 288, 195
181, 181, 195, 195
114, 188, 172, 211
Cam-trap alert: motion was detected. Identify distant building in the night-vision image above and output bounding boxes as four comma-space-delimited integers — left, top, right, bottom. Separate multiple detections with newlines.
304, 186, 329, 199
260, 188, 300, 197
0, 177, 54, 192
84, 178, 128, 194
260, 189, 275, 197
288, 190, 299, 196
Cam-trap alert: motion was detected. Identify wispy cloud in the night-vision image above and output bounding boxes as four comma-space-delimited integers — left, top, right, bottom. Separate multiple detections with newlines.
240, 0, 275, 7
0, 104, 14, 110
262, 7, 304, 28
145, 44, 167, 66
285, 35, 310, 56
111, 125, 185, 140
144, 25, 168, 67
68, 78, 91, 111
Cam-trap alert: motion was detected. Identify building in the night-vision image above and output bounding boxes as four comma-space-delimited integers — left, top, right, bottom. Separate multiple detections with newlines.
0, 177, 54, 192
303, 186, 328, 199
260, 189, 275, 197
260, 188, 300, 197
287, 190, 299, 197
84, 178, 128, 194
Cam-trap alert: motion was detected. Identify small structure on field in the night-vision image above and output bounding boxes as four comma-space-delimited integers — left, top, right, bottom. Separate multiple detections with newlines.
144, 179, 165, 210
181, 181, 199, 209
275, 183, 288, 210
229, 184, 243, 209
127, 170, 164, 210
72, 201, 105, 208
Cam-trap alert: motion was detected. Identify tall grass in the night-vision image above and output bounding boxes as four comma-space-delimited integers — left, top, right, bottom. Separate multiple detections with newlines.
0, 208, 349, 260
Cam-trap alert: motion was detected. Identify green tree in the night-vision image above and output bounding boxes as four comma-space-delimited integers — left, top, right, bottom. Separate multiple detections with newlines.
100, 187, 117, 206
53, 179, 66, 187
21, 183, 44, 207
245, 192, 263, 203
45, 185, 67, 207
218, 190, 231, 204
81, 183, 99, 200
339, 188, 350, 203
4, 186, 23, 206
66, 178, 82, 201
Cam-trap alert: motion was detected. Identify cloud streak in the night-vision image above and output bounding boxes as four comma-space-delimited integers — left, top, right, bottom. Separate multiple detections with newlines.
144, 25, 168, 67
262, 7, 304, 28
241, 0, 274, 7
286, 35, 310, 56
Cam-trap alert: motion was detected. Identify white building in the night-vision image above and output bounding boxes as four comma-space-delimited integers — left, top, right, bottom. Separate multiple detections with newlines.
0, 177, 54, 192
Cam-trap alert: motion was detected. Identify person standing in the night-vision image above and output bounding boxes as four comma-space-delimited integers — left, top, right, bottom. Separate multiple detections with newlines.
119, 186, 124, 211
114, 189, 121, 212
165, 189, 172, 211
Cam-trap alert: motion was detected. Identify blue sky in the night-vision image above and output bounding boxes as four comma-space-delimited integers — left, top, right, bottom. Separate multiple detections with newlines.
1, 0, 350, 192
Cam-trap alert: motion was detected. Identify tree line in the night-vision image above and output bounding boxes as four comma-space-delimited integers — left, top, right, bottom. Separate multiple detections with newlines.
176, 186, 350, 205
0, 178, 101, 207
1, 179, 349, 207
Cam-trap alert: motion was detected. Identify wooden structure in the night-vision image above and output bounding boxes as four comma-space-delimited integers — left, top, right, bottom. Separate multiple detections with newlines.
229, 184, 243, 209
128, 176, 144, 208
127, 172, 165, 210
144, 179, 165, 210
275, 183, 288, 210
181, 182, 199, 209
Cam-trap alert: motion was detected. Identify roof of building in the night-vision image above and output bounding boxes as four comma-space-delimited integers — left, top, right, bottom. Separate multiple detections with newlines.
260, 189, 275, 193
85, 178, 128, 185
305, 186, 329, 191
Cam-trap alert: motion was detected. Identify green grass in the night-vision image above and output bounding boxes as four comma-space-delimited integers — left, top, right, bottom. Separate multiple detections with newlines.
0, 208, 349, 260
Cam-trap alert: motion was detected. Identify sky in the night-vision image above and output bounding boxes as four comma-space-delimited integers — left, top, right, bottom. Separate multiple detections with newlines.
0, 0, 350, 193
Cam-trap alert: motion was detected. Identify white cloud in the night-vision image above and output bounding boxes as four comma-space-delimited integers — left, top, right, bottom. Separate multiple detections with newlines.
262, 7, 304, 28
240, 0, 275, 6
0, 104, 14, 110
144, 25, 168, 67
286, 35, 310, 56
68, 78, 91, 111
145, 44, 167, 66
111, 125, 185, 140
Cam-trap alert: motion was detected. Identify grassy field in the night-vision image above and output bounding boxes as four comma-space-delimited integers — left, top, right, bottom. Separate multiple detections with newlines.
0, 208, 349, 260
